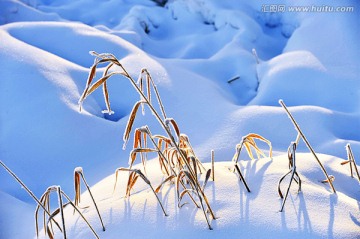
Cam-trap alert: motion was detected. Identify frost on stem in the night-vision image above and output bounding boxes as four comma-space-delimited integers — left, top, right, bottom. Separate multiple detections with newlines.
79, 51, 216, 229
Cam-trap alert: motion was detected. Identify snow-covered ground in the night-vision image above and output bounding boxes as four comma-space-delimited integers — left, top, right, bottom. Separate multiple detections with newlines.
0, 0, 359, 238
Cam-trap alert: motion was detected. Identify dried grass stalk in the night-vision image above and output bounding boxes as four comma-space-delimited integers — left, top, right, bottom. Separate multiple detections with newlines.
211, 150, 215, 181
141, 68, 167, 119
279, 99, 336, 193
79, 52, 215, 228
37, 186, 100, 239
0, 160, 64, 238
202, 169, 212, 191
165, 118, 180, 140
320, 175, 335, 183
229, 133, 271, 192
123, 101, 145, 149
102, 79, 113, 115
155, 175, 176, 193
176, 170, 212, 230
278, 142, 301, 212
179, 134, 206, 173
341, 143, 360, 182
114, 167, 168, 216
242, 133, 272, 161
234, 164, 251, 192
176, 171, 200, 208
74, 167, 105, 231
128, 148, 158, 169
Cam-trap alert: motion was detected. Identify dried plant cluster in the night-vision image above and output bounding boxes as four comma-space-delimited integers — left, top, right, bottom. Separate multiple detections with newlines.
0, 160, 104, 238
278, 142, 302, 212
35, 185, 100, 239
1, 52, 360, 238
79, 51, 216, 229
230, 133, 273, 192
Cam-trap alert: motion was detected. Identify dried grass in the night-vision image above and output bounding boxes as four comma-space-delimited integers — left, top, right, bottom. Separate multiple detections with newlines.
79, 51, 216, 229
36, 185, 100, 239
74, 167, 105, 231
279, 99, 336, 193
113, 167, 168, 216
0, 160, 64, 237
342, 143, 360, 182
229, 133, 272, 192
278, 142, 302, 212
233, 133, 272, 163
123, 101, 145, 149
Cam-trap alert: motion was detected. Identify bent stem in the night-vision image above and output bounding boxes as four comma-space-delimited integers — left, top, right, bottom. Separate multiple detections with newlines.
278, 142, 302, 212
0, 160, 63, 237
344, 144, 360, 182
74, 167, 106, 231
279, 99, 336, 193
43, 186, 100, 239
114, 167, 168, 216
79, 53, 216, 224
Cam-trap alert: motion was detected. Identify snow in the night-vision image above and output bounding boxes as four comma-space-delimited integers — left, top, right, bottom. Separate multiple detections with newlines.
0, 0, 359, 238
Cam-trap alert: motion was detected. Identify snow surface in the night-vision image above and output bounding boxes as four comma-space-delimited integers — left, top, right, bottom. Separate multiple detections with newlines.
0, 0, 359, 238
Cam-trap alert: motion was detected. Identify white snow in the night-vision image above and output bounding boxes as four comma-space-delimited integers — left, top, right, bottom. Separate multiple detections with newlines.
0, 0, 359, 238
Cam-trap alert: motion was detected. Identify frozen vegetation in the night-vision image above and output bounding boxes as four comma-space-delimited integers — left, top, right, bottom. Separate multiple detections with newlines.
0, 0, 359, 238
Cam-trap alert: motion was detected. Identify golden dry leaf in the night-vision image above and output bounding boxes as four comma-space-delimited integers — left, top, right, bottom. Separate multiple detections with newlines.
123, 101, 144, 149
129, 148, 157, 167
86, 72, 118, 97
155, 175, 175, 193
165, 118, 180, 139
202, 169, 212, 191
242, 133, 272, 160
74, 172, 81, 206
134, 129, 142, 149
126, 172, 139, 197
321, 175, 335, 183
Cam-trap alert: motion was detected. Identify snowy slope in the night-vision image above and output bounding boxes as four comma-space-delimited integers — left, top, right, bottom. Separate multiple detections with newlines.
0, 0, 359, 238
40, 154, 360, 239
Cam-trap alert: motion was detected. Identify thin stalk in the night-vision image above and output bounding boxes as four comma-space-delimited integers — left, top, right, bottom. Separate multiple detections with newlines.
227, 76, 240, 84
149, 184, 168, 216
233, 141, 245, 165
183, 170, 212, 230
61, 192, 100, 239
279, 99, 336, 193
347, 144, 360, 182
234, 164, 251, 192
278, 143, 301, 211
0, 160, 62, 233
295, 133, 301, 145
57, 187, 67, 239
79, 172, 106, 231
144, 69, 167, 119
211, 150, 215, 181
279, 170, 295, 212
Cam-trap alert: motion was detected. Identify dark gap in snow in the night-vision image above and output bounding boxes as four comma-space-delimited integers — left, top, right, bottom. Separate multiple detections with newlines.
151, 0, 168, 8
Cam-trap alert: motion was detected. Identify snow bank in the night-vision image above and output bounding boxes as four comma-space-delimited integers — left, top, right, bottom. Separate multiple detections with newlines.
47, 154, 360, 239
0, 0, 359, 238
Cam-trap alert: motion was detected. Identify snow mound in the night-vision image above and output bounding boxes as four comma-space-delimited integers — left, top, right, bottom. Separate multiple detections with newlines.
43, 154, 360, 239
